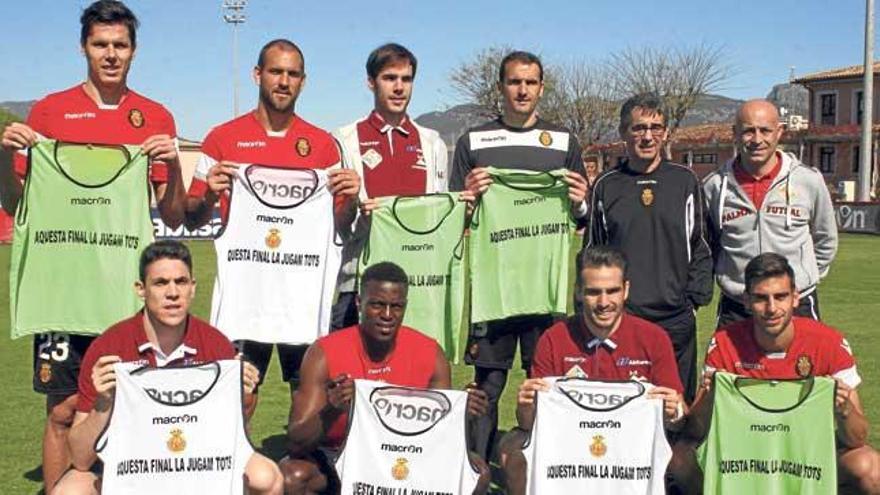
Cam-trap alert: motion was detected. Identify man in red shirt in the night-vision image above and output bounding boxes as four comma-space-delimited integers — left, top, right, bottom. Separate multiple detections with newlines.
184, 39, 360, 419
331, 43, 449, 329
0, 2, 185, 489
676, 253, 879, 493
499, 246, 686, 494
280, 262, 489, 495
53, 240, 282, 494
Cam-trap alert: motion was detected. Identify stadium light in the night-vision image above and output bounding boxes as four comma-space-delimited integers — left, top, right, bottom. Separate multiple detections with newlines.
222, 0, 247, 117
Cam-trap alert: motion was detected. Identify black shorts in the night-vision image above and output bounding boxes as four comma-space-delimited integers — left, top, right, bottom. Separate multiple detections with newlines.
33, 332, 96, 396
234, 340, 308, 392
464, 314, 555, 371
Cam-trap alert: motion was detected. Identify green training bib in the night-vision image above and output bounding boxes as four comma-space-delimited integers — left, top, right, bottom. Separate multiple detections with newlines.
469, 167, 574, 323
359, 194, 467, 361
698, 372, 837, 495
10, 140, 154, 338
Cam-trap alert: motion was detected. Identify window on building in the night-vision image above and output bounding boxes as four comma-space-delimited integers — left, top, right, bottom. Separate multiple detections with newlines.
819, 146, 836, 173
853, 145, 860, 173
820, 93, 837, 125
855, 91, 864, 125
692, 153, 717, 164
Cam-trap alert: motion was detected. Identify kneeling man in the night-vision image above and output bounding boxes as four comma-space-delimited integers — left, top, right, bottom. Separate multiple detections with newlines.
281, 262, 489, 494
500, 246, 687, 494
53, 241, 282, 495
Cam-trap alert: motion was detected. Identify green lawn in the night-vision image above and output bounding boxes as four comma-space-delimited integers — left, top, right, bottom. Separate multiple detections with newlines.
1, 234, 878, 493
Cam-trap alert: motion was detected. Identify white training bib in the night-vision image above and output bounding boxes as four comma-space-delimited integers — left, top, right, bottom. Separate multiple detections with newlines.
97, 360, 253, 494
211, 165, 342, 344
336, 379, 480, 495
523, 378, 671, 494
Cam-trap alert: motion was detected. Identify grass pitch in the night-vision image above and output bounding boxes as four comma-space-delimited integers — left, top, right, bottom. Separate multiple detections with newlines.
1, 234, 878, 493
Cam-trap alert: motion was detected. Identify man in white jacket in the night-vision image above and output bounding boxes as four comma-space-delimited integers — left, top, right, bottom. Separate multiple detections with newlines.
331, 43, 449, 328
703, 99, 838, 327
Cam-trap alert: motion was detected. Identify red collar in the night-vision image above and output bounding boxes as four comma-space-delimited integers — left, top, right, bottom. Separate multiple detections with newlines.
367, 110, 411, 136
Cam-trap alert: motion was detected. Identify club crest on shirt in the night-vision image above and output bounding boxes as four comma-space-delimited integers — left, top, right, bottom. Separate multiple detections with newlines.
589, 435, 607, 458
265, 228, 282, 249
39, 362, 52, 383
128, 109, 145, 128
796, 354, 813, 377
539, 131, 553, 147
391, 458, 410, 481
362, 148, 383, 169
641, 187, 654, 206
565, 364, 588, 378
167, 428, 187, 453
295, 137, 311, 157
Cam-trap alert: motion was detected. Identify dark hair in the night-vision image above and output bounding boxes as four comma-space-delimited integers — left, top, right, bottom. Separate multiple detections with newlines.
360, 262, 408, 293
619, 92, 666, 131
256, 39, 305, 70
139, 240, 193, 282
573, 246, 628, 311
499, 50, 543, 82
80, 0, 139, 48
744, 253, 795, 293
366, 43, 417, 80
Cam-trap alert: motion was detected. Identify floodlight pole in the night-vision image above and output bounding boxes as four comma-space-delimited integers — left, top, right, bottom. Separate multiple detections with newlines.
860, 0, 874, 201
222, 0, 247, 117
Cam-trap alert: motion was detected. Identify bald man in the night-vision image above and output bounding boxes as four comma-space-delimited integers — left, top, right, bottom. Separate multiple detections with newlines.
703, 99, 838, 327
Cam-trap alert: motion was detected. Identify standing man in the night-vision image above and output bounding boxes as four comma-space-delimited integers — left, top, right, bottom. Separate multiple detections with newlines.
184, 39, 359, 419
586, 92, 712, 402
450, 50, 590, 460
331, 42, 449, 329
0, 1, 185, 489
703, 99, 838, 326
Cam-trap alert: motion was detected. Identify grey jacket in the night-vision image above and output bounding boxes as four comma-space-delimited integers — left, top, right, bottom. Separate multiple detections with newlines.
702, 152, 838, 300
333, 118, 449, 293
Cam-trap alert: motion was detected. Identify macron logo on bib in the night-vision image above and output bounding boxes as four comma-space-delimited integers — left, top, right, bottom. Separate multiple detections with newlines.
370, 386, 452, 435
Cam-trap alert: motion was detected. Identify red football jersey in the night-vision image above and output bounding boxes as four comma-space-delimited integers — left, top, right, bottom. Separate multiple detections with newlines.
76, 313, 235, 413
356, 111, 426, 198
14, 85, 176, 183
188, 112, 341, 221
531, 314, 683, 393
317, 325, 439, 448
704, 316, 860, 387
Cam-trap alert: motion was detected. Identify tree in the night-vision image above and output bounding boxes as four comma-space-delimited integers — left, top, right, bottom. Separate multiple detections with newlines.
609, 43, 731, 142
448, 45, 512, 120
541, 62, 618, 148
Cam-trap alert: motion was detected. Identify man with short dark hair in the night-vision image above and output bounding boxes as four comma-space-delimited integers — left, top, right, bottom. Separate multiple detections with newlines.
184, 39, 360, 419
53, 240, 283, 494
586, 92, 712, 402
674, 253, 879, 493
703, 99, 838, 326
0, 1, 185, 488
497, 246, 685, 494
450, 50, 590, 461
331, 43, 449, 329
281, 262, 489, 495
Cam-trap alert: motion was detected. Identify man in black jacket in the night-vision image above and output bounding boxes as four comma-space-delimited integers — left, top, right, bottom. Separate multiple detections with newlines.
585, 92, 712, 402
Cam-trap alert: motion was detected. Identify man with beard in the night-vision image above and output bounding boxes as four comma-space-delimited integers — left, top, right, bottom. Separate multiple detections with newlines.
586, 92, 712, 402
184, 39, 360, 419
498, 246, 686, 494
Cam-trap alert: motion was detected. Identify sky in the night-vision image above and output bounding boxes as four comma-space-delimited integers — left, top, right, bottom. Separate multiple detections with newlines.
0, 0, 876, 140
